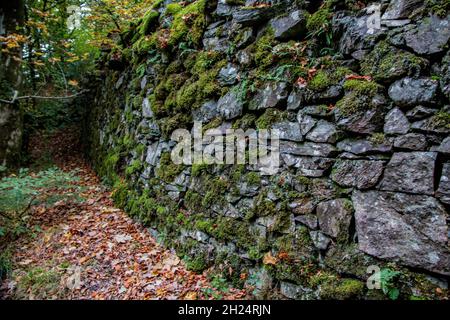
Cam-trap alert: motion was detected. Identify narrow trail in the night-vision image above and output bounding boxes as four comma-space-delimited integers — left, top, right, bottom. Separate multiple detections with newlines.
0, 128, 246, 300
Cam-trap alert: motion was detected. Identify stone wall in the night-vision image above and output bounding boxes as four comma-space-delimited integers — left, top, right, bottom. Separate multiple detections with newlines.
85, 0, 450, 299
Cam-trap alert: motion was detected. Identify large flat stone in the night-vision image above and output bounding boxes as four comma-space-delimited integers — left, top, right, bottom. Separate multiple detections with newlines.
331, 160, 384, 189
379, 152, 437, 195
353, 191, 450, 276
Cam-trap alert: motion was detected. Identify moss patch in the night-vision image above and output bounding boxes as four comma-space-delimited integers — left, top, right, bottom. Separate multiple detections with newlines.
361, 42, 428, 83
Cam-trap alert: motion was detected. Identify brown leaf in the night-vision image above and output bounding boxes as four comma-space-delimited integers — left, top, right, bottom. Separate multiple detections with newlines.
263, 252, 278, 266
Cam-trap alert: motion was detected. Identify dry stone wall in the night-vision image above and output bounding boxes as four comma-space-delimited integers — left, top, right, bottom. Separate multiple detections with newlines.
85, 0, 450, 299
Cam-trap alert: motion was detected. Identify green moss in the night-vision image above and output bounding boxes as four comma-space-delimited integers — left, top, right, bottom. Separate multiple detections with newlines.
336, 79, 383, 116
191, 163, 208, 177
168, 0, 207, 47
125, 159, 142, 176
184, 190, 203, 212
159, 113, 192, 138
135, 144, 146, 157
191, 51, 223, 76
225, 0, 245, 5
361, 42, 427, 83
307, 8, 331, 33
253, 196, 276, 217
253, 28, 277, 70
155, 152, 184, 183
138, 10, 160, 36
426, 0, 450, 17
432, 110, 450, 129
369, 133, 386, 145
132, 34, 159, 55
165, 3, 183, 15
308, 67, 351, 92
202, 118, 223, 132
112, 179, 129, 209
232, 114, 257, 130
296, 176, 311, 186
175, 59, 226, 111
211, 217, 256, 249
256, 108, 286, 129
320, 278, 365, 300
308, 271, 338, 288
245, 172, 261, 185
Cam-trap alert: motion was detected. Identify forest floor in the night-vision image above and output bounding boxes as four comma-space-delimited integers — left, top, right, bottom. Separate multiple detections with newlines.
0, 128, 247, 300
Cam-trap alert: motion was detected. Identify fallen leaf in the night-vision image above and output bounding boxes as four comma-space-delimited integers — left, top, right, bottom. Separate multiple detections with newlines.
263, 252, 278, 266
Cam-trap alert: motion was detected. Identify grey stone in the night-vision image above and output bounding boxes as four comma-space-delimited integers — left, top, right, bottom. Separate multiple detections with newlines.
232, 6, 275, 26
145, 141, 165, 166
249, 82, 289, 110
192, 100, 218, 122
335, 13, 386, 56
270, 10, 307, 40
406, 105, 438, 121
436, 163, 450, 205
138, 119, 160, 137
309, 231, 331, 250
411, 114, 450, 134
140, 76, 147, 90
437, 136, 450, 154
271, 121, 303, 142
289, 197, 315, 215
238, 181, 260, 197
142, 97, 154, 118
337, 139, 393, 155
389, 77, 439, 107
235, 27, 254, 49
217, 90, 243, 120
310, 179, 340, 202
382, 19, 411, 28
287, 85, 342, 110
280, 141, 337, 157
115, 75, 125, 89
215, 0, 240, 17
384, 108, 410, 134
316, 199, 353, 239
440, 51, 450, 100
280, 281, 314, 300
296, 157, 334, 178
331, 160, 384, 189
404, 15, 450, 55
236, 49, 252, 66
218, 63, 239, 86
353, 190, 450, 275
295, 215, 318, 230
303, 105, 330, 117
247, 267, 273, 299
202, 21, 230, 53
324, 244, 380, 279
393, 133, 428, 150
380, 152, 437, 195
306, 120, 339, 144
382, 0, 423, 20
335, 107, 386, 134
297, 112, 317, 136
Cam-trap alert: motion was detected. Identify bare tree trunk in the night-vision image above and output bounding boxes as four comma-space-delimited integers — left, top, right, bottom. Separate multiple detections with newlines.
0, 1, 25, 171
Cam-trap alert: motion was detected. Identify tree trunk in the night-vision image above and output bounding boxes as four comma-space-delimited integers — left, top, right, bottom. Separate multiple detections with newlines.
0, 1, 25, 172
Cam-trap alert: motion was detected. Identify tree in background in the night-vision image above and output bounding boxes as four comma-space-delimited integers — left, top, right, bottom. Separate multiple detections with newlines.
0, 1, 25, 172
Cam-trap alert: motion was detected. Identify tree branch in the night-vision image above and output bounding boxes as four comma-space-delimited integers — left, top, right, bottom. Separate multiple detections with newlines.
0, 89, 89, 104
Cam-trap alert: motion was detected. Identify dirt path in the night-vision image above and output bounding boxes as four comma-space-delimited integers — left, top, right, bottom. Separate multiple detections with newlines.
0, 129, 246, 300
